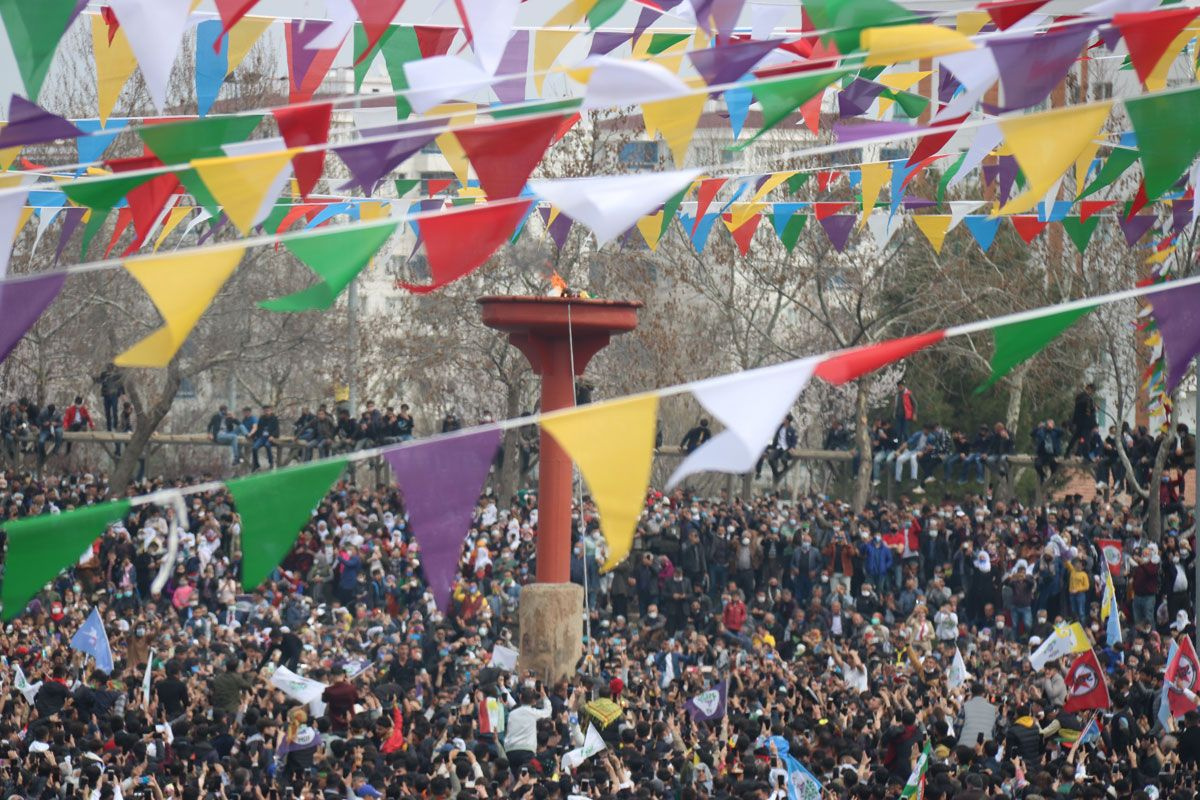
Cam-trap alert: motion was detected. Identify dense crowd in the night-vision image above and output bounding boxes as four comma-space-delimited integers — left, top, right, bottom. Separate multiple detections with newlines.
0, 462, 1199, 800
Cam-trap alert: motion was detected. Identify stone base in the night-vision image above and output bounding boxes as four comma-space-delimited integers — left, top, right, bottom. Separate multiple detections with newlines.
517, 582, 584, 683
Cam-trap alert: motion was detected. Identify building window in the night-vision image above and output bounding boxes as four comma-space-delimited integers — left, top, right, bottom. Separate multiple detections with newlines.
1094, 82, 1113, 100
178, 377, 197, 399
618, 141, 661, 172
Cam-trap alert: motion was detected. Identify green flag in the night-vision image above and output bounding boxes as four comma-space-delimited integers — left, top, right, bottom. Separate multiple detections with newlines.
1062, 216, 1101, 255
139, 115, 264, 164
787, 172, 811, 194
229, 459, 347, 591
773, 214, 808, 251
1081, 146, 1139, 199
899, 741, 932, 799
2, 500, 131, 619
79, 208, 111, 258
588, 0, 624, 29
353, 23, 396, 93
379, 26, 423, 120
394, 178, 420, 198
977, 305, 1097, 392
492, 98, 582, 120
1125, 88, 1200, 199
260, 222, 399, 312
0, 0, 79, 101
736, 70, 850, 150
261, 202, 292, 234
63, 173, 155, 212
659, 185, 690, 239
647, 33, 691, 55
886, 89, 929, 119
806, 0, 914, 53
937, 152, 968, 206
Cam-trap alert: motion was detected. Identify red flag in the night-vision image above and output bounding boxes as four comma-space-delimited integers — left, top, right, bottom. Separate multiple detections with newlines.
380, 707, 405, 754
352, 0, 406, 65
798, 90, 824, 134
1010, 215, 1049, 244
1079, 200, 1114, 223
693, 178, 726, 234
1063, 650, 1111, 712
1127, 181, 1149, 217
399, 199, 531, 294
982, 0, 1051, 30
414, 25, 457, 58
104, 207, 135, 258
1166, 636, 1200, 718
427, 178, 455, 196
456, 115, 568, 200
100, 7, 120, 44
907, 115, 968, 167
214, 0, 260, 49
1095, 538, 1123, 577
813, 201, 849, 221
1113, 7, 1200, 88
814, 331, 946, 385
273, 103, 332, 200
722, 212, 762, 257
816, 170, 840, 192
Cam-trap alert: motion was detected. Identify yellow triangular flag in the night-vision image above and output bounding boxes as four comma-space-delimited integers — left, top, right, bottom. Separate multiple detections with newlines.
91, 15, 138, 126
956, 11, 989, 36
913, 215, 951, 254
541, 395, 659, 572
153, 206, 193, 251
1146, 28, 1195, 91
116, 246, 245, 367
876, 71, 930, 92
862, 25, 974, 66
1146, 246, 1176, 265
998, 102, 1113, 215
431, 104, 476, 186
545, 0, 600, 27
642, 91, 706, 167
1073, 137, 1102, 198
13, 206, 33, 239
226, 16, 274, 77
750, 171, 795, 205
0, 142, 18, 171
725, 202, 766, 231
637, 211, 664, 251
858, 162, 890, 228
192, 149, 296, 234
533, 30, 576, 94
359, 201, 388, 221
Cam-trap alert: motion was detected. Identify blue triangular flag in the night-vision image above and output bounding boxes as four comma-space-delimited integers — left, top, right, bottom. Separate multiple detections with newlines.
76, 119, 130, 166
195, 19, 229, 117
963, 215, 1002, 252
724, 85, 753, 139
71, 607, 114, 674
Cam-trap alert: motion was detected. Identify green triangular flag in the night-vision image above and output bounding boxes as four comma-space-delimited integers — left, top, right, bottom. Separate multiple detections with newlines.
977, 305, 1097, 392
776, 214, 808, 251
79, 208, 111, 258
260, 222, 399, 312
394, 178, 420, 198
63, 173, 155, 212
1062, 216, 1101, 254
2, 500, 131, 618
1125, 88, 1200, 199
262, 202, 292, 234
937, 152, 968, 207
354, 22, 397, 93
379, 25, 423, 120
805, 0, 914, 53
0, 0, 79, 101
787, 172, 811, 194
659, 185, 690, 239
176, 168, 224, 219
139, 115, 264, 164
1081, 146, 1139, 199
229, 459, 347, 591
736, 70, 850, 151
647, 32, 691, 55
588, 0, 624, 29
493, 98, 582, 120
887, 89, 929, 119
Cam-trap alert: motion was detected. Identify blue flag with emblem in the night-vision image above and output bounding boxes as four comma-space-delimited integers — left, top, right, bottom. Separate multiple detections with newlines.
70, 607, 114, 674
768, 736, 822, 800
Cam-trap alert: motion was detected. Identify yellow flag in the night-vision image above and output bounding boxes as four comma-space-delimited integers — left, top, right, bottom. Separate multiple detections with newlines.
14, 206, 33, 239
726, 201, 767, 231
642, 91, 706, 167
542, 395, 659, 572
913, 215, 951, 254
1073, 137, 1102, 198
192, 149, 296, 234
226, 16, 274, 77
91, 15, 137, 125
0, 142, 18, 171
750, 172, 795, 205
863, 25, 974, 66
116, 246, 245, 367
877, 71, 929, 92
998, 102, 1112, 215
1146, 27, 1195, 90
545, 0, 599, 27
1146, 246, 1176, 265
359, 201, 388, 221
432, 105, 476, 186
533, 30, 576, 94
956, 11, 990, 36
153, 206, 192, 251
637, 212, 664, 251
858, 162, 890, 228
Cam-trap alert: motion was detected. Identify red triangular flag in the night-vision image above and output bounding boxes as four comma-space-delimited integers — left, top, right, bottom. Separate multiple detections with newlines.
271, 203, 324, 237
456, 115, 566, 200
104, 207, 135, 258
816, 170, 840, 192
101, 7, 120, 45
1127, 180, 1149, 218
1010, 215, 1049, 244
723, 212, 762, 256
108, 152, 181, 254
285, 24, 340, 104
1063, 650, 1112, 713
907, 115, 967, 167
902, 155, 943, 190
1166, 636, 1200, 718
554, 113, 581, 143
427, 178, 454, 196
400, 199, 531, 293
1079, 199, 1114, 223
815, 331, 946, 384
352, 0, 406, 65
215, 0, 261, 48
415, 25, 457, 58
983, 0, 1051, 30
799, 89, 824, 134
273, 103, 332, 200
1114, 7, 1200, 87
694, 177, 726, 234
813, 201, 849, 221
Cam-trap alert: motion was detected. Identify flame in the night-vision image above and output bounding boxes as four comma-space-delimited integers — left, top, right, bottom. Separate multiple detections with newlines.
548, 271, 568, 296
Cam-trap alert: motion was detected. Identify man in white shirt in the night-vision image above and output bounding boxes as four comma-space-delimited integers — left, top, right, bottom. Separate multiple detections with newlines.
503, 686, 551, 776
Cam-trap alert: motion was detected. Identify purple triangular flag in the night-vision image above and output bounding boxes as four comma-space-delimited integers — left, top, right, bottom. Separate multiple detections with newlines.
838, 78, 885, 118
633, 5, 660, 42
988, 23, 1095, 111
1120, 213, 1156, 247
1150, 281, 1200, 392
538, 207, 572, 250
687, 39, 782, 87
197, 214, 229, 245
1173, 199, 1193, 234
819, 214, 856, 252
1098, 25, 1121, 52
834, 120, 917, 144
337, 133, 437, 195
0, 96, 84, 149
0, 273, 67, 364
290, 20, 333, 90
997, 155, 1019, 206
492, 30, 530, 106
589, 30, 632, 57
53, 207, 87, 264
709, 0, 748, 43
384, 429, 501, 613
903, 197, 937, 211
938, 63, 960, 104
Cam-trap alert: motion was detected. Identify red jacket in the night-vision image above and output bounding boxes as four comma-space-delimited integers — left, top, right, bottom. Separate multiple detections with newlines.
64, 405, 94, 429
723, 600, 747, 633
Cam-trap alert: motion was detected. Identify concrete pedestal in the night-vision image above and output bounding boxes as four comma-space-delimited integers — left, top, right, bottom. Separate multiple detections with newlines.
517, 582, 584, 683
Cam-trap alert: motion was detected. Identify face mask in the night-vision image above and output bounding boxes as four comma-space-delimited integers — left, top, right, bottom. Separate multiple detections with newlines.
871, 617, 881, 625
648, 612, 658, 619
821, 575, 829, 584
862, 590, 871, 597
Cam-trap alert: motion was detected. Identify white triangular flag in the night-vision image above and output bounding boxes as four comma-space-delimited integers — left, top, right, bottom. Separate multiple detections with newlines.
108, 0, 193, 112
305, 0, 357, 49
948, 201, 984, 231
458, 0, 521, 75
751, 4, 788, 40
13, 663, 41, 705
867, 210, 899, 251
935, 48, 999, 122
31, 204, 64, 256
0, 188, 31, 278
582, 57, 690, 110
403, 56, 493, 113
529, 169, 702, 245
947, 647, 970, 689
667, 357, 820, 488
948, 122, 1002, 189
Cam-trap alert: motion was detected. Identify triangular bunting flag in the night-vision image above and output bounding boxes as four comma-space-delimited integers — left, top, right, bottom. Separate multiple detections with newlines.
0, 272, 67, 363
229, 459, 347, 590
140, 114, 264, 164
1, 499, 131, 618
1120, 213, 1155, 247
815, 331, 946, 384
694, 178, 725, 231
0, 0, 83, 101
351, 0, 405, 64
400, 200, 530, 293
533, 30, 576, 95
529, 169, 702, 245
542, 396, 658, 572
456, 115, 566, 199
963, 215, 1002, 252
1010, 215, 1049, 245
998, 103, 1112, 215
337, 133, 436, 196
106, 208, 135, 257
1063, 216, 1100, 254
272, 103, 332, 200
668, 357, 819, 488
1081, 137, 1138, 198
819, 214, 856, 252
913, 215, 952, 255
984, 0, 1049, 30
0, 96, 83, 150
1113, 7, 1200, 89
642, 93, 707, 168
195, 19, 230, 117
687, 38, 782, 87
636, 212, 663, 251
862, 24, 974, 65
92, 14, 138, 125
1079, 199, 1115, 223
0, 188, 31, 277
384, 430, 501, 612
215, 0, 260, 45
108, 0, 193, 111
284, 20, 340, 103
1125, 88, 1200, 200
722, 210, 762, 256
62, 172, 152, 214
858, 162, 889, 227
1148, 280, 1200, 392
192, 149, 295, 234
989, 23, 1095, 111
737, 70, 850, 150
154, 205, 192, 250
116, 246, 245, 367
226, 14, 272, 75
454, 0, 520, 75
977, 305, 1097, 391
261, 222, 398, 311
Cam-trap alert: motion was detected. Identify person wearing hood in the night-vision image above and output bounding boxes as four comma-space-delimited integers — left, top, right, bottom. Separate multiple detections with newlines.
276, 706, 322, 790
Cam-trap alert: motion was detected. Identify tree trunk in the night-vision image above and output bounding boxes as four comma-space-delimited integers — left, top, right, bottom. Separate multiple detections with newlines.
852, 378, 872, 513
111, 361, 183, 493
496, 380, 523, 503
1005, 364, 1027, 436
1146, 402, 1180, 543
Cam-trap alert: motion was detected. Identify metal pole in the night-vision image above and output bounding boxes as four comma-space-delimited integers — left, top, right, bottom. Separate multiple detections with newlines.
348, 279, 359, 415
